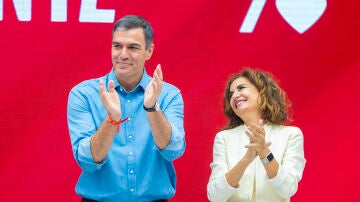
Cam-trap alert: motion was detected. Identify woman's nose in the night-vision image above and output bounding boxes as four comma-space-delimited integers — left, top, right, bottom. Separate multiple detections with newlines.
233, 91, 240, 98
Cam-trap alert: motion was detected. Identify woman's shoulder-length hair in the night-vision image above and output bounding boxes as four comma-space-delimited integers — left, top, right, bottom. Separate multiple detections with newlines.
223, 68, 292, 130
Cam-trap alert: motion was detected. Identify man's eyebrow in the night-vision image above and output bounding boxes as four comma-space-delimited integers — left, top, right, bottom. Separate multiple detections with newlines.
111, 42, 141, 47
128, 43, 141, 47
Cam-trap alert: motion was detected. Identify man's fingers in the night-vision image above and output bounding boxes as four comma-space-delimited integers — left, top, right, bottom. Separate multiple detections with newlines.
108, 80, 116, 93
99, 80, 105, 95
157, 64, 163, 81
153, 64, 163, 81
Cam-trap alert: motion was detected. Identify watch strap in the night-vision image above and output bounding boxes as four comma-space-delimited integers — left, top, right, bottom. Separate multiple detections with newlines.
143, 102, 160, 112
260, 152, 274, 164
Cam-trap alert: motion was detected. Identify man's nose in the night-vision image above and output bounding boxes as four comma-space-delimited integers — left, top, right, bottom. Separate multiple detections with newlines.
119, 47, 129, 58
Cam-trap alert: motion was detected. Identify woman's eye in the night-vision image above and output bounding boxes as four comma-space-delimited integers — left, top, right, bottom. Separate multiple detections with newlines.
228, 92, 234, 100
237, 86, 245, 90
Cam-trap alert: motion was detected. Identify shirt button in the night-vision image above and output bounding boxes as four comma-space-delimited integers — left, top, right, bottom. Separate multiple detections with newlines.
128, 135, 132, 139
127, 100, 130, 103
130, 170, 134, 174
129, 152, 133, 156
130, 188, 134, 192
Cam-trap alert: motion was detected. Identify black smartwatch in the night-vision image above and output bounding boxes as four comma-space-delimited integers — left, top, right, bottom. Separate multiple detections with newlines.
143, 102, 160, 112
260, 152, 274, 164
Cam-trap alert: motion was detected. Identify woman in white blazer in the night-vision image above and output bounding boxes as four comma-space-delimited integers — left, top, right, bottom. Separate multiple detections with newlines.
207, 68, 306, 202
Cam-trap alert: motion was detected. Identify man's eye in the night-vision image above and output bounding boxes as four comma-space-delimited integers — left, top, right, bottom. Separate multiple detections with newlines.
112, 44, 121, 48
129, 46, 139, 50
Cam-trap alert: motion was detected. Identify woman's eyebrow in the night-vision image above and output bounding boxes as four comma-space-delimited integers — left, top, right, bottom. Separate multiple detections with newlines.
236, 84, 247, 89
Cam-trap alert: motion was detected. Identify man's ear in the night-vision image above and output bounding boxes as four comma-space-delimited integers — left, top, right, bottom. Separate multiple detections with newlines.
145, 43, 154, 61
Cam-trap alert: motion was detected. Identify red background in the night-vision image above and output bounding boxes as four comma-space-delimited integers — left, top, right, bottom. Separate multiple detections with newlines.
1, 0, 359, 201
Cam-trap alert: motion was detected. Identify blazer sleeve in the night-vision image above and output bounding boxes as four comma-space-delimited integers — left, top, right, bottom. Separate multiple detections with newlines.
266, 127, 306, 199
207, 132, 239, 202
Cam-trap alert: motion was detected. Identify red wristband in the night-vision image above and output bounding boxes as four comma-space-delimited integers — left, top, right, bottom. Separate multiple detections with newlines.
107, 115, 129, 133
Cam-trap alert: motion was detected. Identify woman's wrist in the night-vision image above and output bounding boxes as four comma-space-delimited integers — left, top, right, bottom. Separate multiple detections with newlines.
258, 148, 270, 158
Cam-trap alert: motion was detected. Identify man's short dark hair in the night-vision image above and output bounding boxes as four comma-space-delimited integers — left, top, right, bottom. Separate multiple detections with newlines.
113, 15, 154, 49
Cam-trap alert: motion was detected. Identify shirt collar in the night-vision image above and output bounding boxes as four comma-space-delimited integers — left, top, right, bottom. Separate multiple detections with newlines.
108, 68, 152, 92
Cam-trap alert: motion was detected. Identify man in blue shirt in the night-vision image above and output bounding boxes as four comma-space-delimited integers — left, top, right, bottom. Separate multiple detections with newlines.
67, 15, 186, 202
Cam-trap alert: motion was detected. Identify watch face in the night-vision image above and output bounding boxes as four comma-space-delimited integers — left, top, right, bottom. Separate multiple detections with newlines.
267, 152, 274, 162
143, 102, 160, 112
154, 102, 160, 111
261, 152, 274, 164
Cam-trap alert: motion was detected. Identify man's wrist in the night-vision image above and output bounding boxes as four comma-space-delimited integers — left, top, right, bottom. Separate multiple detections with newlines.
108, 113, 121, 121
143, 101, 160, 112
144, 103, 155, 109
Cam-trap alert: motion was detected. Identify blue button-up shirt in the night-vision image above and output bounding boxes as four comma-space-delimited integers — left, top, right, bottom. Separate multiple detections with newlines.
67, 68, 186, 202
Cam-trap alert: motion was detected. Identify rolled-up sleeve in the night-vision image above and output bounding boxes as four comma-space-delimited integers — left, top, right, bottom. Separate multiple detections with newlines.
67, 88, 106, 173
158, 90, 186, 162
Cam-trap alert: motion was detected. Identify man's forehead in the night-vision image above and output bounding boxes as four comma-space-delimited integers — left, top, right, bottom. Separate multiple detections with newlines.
112, 28, 145, 43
